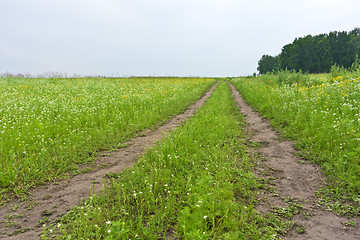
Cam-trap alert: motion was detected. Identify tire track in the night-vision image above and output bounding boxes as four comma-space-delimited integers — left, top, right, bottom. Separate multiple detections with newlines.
0, 81, 219, 240
228, 82, 359, 240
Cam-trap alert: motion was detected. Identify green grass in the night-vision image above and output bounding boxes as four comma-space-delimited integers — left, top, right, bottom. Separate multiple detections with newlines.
0, 77, 215, 196
230, 72, 360, 215
45, 81, 288, 239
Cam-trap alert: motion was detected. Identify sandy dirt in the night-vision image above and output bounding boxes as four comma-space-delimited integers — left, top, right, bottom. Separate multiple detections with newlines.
0, 82, 219, 240
228, 82, 359, 240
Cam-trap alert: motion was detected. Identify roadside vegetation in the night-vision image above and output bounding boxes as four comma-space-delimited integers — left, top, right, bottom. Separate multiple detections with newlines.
230, 66, 360, 216
44, 81, 289, 239
0, 77, 215, 199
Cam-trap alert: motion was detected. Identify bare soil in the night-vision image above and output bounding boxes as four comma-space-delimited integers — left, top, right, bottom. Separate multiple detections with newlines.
228, 82, 360, 240
0, 82, 219, 240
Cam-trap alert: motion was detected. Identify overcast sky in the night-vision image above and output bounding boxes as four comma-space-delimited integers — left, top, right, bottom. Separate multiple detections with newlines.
1, 0, 359, 77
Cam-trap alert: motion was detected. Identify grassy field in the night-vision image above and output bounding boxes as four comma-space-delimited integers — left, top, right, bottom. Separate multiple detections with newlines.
43, 81, 289, 239
0, 77, 215, 198
230, 70, 360, 215
3, 73, 359, 238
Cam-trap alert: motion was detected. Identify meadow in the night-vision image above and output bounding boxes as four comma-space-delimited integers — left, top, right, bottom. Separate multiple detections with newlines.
230, 69, 360, 214
2, 73, 359, 238
44, 81, 288, 239
0, 77, 215, 198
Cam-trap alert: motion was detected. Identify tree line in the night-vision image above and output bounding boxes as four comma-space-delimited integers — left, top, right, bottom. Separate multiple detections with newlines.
257, 28, 360, 74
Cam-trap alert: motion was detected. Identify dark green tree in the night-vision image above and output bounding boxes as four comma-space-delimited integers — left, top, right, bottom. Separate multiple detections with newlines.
313, 34, 331, 72
267, 27, 360, 73
257, 54, 279, 74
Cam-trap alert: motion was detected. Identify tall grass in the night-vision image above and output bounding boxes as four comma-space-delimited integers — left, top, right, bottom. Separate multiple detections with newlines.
0, 77, 215, 196
46, 81, 285, 239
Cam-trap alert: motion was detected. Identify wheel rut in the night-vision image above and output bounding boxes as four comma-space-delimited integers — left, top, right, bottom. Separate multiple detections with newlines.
0, 82, 219, 240
228, 82, 359, 240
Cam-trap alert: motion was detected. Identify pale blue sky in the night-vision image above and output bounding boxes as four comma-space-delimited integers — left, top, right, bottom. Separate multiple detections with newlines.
1, 0, 359, 77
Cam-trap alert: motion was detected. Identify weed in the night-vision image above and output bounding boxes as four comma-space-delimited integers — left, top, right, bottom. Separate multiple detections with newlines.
282, 197, 298, 203
316, 187, 360, 216
105, 172, 122, 180
303, 211, 313, 220
97, 163, 110, 169
8, 227, 32, 236
5, 220, 22, 228
5, 213, 23, 220
247, 140, 261, 149
38, 217, 50, 227
41, 209, 56, 216
10, 204, 19, 211
271, 203, 303, 219
343, 220, 356, 226
25, 201, 39, 211
296, 225, 306, 233
5, 214, 14, 220
266, 186, 279, 197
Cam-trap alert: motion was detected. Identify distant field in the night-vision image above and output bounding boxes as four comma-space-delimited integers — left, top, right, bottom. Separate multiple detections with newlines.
0, 77, 215, 197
